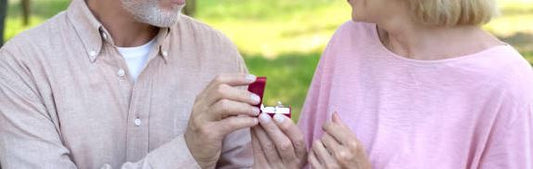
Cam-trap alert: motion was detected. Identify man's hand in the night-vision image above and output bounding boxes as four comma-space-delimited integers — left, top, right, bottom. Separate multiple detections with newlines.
185, 73, 261, 169
308, 112, 371, 169
252, 113, 307, 169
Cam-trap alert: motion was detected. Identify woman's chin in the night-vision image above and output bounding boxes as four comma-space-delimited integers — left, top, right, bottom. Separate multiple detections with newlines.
351, 16, 363, 22
351, 11, 363, 22
351, 12, 372, 23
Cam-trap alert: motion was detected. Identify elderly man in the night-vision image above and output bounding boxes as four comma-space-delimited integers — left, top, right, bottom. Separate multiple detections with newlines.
0, 0, 262, 168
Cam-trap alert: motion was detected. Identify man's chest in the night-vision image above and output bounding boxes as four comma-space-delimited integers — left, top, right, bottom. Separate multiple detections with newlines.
34, 54, 212, 161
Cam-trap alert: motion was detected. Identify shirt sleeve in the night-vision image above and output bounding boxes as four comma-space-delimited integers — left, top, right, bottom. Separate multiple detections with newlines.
0, 48, 203, 169
214, 31, 254, 169
296, 57, 327, 150
0, 47, 79, 169
478, 103, 533, 169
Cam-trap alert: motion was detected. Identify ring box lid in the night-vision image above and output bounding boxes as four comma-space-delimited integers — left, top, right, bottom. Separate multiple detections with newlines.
248, 77, 291, 118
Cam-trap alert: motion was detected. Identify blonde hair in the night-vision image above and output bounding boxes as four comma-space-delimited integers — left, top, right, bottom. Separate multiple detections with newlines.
408, 0, 498, 26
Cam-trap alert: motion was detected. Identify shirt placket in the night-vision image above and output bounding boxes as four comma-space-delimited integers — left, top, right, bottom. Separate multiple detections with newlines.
99, 31, 154, 162
125, 69, 152, 161
123, 44, 164, 161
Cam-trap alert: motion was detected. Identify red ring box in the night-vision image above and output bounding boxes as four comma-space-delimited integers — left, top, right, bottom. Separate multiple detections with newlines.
247, 77, 291, 118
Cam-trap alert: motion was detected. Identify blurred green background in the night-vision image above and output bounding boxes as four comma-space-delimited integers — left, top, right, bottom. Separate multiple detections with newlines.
2, 0, 532, 121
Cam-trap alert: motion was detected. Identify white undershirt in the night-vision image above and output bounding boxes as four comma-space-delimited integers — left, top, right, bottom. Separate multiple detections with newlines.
117, 38, 156, 81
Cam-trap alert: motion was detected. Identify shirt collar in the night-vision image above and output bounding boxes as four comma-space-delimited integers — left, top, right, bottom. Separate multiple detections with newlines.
156, 27, 171, 64
66, 0, 172, 63
66, 0, 104, 63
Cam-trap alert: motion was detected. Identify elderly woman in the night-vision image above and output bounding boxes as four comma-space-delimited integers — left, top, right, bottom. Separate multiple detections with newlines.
251, 0, 533, 168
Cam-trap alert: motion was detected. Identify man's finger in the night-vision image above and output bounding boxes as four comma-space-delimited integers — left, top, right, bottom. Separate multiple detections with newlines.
253, 126, 283, 164
209, 99, 260, 119
273, 113, 307, 159
258, 113, 298, 161
206, 73, 257, 89
216, 115, 258, 135
197, 73, 257, 106
205, 83, 261, 106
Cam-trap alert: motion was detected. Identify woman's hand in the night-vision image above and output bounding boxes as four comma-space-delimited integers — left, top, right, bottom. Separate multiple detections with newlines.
252, 113, 307, 169
308, 112, 371, 169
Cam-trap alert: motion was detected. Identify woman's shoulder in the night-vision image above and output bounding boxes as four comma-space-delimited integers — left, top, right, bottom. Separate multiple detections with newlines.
473, 45, 531, 77
476, 46, 533, 131
476, 45, 533, 101
322, 21, 377, 59
330, 21, 376, 42
318, 21, 380, 70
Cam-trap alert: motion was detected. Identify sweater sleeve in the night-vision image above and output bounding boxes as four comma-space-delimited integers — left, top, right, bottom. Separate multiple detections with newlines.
478, 103, 532, 169
297, 23, 344, 150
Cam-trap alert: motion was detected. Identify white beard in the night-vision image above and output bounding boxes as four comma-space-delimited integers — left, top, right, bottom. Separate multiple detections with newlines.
121, 0, 185, 27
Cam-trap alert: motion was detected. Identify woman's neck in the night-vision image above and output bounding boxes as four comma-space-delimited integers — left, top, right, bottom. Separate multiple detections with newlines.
376, 20, 503, 60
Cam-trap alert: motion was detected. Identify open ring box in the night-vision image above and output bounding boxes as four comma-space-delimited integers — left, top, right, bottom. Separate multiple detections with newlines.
248, 77, 292, 118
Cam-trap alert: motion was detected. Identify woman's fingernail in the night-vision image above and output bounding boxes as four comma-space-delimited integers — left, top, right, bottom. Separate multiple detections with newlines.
332, 111, 346, 124
274, 113, 285, 123
251, 94, 261, 103
246, 74, 257, 82
259, 113, 271, 123
332, 111, 339, 122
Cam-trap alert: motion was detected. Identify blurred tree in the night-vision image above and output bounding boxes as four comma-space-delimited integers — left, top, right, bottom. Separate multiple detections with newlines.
22, 0, 29, 26
0, 0, 6, 47
183, 0, 196, 17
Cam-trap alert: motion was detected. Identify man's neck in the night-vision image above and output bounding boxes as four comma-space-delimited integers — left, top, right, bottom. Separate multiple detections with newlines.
86, 0, 158, 47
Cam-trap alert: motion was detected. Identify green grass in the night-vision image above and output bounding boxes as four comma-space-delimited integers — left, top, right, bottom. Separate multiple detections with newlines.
2, 0, 533, 121
196, 0, 350, 57
4, 0, 69, 41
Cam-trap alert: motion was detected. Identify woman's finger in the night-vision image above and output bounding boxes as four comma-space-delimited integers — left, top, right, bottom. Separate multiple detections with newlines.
251, 127, 269, 165
322, 121, 351, 144
272, 113, 307, 158
258, 113, 298, 161
252, 125, 283, 164
311, 140, 338, 168
323, 113, 360, 147
308, 150, 323, 169
332, 112, 351, 129
320, 133, 342, 157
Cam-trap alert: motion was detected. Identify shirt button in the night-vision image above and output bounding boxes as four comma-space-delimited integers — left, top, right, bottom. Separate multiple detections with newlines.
117, 69, 125, 77
162, 51, 168, 57
89, 51, 97, 57
134, 118, 141, 126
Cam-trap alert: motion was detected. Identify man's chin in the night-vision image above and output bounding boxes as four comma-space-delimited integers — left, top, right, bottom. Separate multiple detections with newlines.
139, 8, 183, 28
160, 1, 186, 11
125, 2, 184, 28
